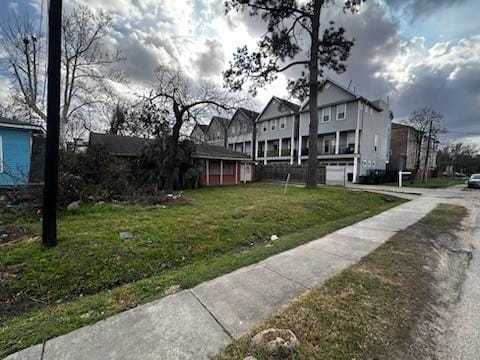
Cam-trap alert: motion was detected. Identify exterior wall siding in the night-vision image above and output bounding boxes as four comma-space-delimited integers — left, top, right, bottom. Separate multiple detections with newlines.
0, 128, 32, 186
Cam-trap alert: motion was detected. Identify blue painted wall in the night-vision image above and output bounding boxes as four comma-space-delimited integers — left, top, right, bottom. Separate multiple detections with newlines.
0, 127, 32, 186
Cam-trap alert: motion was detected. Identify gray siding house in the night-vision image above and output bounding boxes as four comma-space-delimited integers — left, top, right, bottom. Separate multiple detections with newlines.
226, 108, 259, 157
298, 79, 392, 183
204, 116, 230, 147
190, 124, 208, 144
255, 97, 300, 165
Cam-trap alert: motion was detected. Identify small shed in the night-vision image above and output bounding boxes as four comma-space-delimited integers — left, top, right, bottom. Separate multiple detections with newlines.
193, 144, 255, 185
0, 117, 45, 187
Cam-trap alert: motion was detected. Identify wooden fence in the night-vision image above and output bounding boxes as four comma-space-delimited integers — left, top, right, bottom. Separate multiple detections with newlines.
257, 164, 326, 184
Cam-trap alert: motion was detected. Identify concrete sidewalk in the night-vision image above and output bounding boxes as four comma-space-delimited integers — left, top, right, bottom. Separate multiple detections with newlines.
6, 197, 441, 360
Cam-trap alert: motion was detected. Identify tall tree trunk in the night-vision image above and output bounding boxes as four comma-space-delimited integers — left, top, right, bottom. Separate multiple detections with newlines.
423, 120, 433, 182
251, 120, 257, 161
412, 136, 423, 183
306, 0, 322, 189
165, 117, 182, 191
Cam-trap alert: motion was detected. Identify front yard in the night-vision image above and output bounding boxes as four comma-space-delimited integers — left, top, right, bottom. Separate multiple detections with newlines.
0, 183, 403, 357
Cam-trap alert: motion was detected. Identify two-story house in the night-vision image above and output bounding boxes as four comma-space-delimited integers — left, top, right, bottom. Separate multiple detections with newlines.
297, 79, 392, 183
226, 108, 259, 157
389, 123, 438, 177
204, 116, 230, 147
190, 124, 208, 144
255, 97, 300, 165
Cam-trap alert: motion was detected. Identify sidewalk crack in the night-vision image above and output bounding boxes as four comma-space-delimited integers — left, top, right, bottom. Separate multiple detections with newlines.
189, 290, 234, 341
40, 341, 46, 360
260, 264, 310, 291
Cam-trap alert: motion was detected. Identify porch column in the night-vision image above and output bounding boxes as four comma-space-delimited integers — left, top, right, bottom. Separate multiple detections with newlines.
291, 120, 295, 165
220, 160, 224, 185
264, 140, 267, 165
256, 140, 259, 160
354, 129, 360, 154
335, 131, 340, 155
243, 141, 246, 154
235, 161, 238, 184
297, 137, 302, 165
278, 138, 282, 157
353, 157, 358, 184
206, 159, 210, 186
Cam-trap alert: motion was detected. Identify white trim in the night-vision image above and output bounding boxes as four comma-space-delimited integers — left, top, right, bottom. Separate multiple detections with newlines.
220, 160, 223, 185
0, 135, 3, 173
206, 159, 210, 185
335, 131, 340, 155
321, 107, 331, 123
336, 103, 346, 120
0, 122, 45, 133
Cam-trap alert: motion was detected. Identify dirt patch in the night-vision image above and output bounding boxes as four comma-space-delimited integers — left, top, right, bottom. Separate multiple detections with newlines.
0, 226, 36, 245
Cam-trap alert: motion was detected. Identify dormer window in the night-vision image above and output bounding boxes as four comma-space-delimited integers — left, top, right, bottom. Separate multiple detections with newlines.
336, 104, 346, 120
322, 107, 331, 123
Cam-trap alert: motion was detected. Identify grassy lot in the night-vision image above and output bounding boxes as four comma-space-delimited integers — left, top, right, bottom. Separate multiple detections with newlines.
215, 204, 467, 360
388, 177, 466, 189
0, 183, 404, 357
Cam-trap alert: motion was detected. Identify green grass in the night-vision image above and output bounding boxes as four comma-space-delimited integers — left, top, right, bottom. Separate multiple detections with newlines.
215, 204, 467, 360
389, 177, 466, 189
0, 183, 404, 357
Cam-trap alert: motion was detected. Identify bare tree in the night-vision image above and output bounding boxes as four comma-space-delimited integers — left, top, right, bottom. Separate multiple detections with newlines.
405, 107, 444, 181
0, 5, 124, 145
146, 66, 241, 190
224, 0, 364, 188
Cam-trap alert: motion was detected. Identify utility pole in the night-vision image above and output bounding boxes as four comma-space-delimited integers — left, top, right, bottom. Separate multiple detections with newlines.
423, 118, 433, 182
42, 0, 62, 247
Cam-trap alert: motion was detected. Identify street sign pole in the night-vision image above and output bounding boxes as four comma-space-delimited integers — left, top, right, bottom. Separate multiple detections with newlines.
42, 0, 62, 246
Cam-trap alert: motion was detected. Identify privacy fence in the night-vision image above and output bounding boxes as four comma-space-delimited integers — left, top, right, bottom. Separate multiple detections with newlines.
256, 164, 326, 184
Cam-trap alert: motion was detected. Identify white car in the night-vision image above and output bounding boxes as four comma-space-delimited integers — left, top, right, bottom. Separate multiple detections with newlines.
468, 174, 480, 189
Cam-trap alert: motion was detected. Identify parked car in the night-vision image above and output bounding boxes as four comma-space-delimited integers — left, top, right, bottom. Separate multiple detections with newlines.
467, 174, 480, 189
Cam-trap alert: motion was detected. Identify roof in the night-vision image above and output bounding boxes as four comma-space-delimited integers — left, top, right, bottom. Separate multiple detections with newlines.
238, 108, 260, 122
0, 117, 45, 132
299, 78, 384, 112
89, 132, 154, 157
192, 144, 251, 161
89, 132, 252, 161
190, 123, 208, 137
206, 116, 230, 133
272, 97, 300, 112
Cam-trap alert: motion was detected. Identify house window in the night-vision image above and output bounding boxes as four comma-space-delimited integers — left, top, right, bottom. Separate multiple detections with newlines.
0, 136, 3, 173
280, 117, 286, 129
322, 107, 331, 122
263, 123, 267, 132
374, 134, 378, 152
336, 104, 346, 120
223, 163, 235, 176
271, 119, 277, 131
324, 139, 334, 154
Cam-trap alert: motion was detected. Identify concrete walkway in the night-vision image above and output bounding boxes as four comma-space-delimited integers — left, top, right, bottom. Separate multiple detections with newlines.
6, 197, 442, 360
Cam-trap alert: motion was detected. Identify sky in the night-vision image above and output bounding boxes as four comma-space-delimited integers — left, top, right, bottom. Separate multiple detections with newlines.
1, 0, 479, 145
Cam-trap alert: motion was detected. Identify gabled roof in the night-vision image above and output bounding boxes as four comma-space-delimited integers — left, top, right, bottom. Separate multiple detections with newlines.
273, 97, 300, 113
205, 116, 230, 133
238, 108, 260, 122
190, 123, 208, 137
299, 78, 384, 112
257, 96, 300, 121
192, 144, 251, 160
0, 117, 45, 133
89, 132, 154, 157
228, 107, 260, 128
